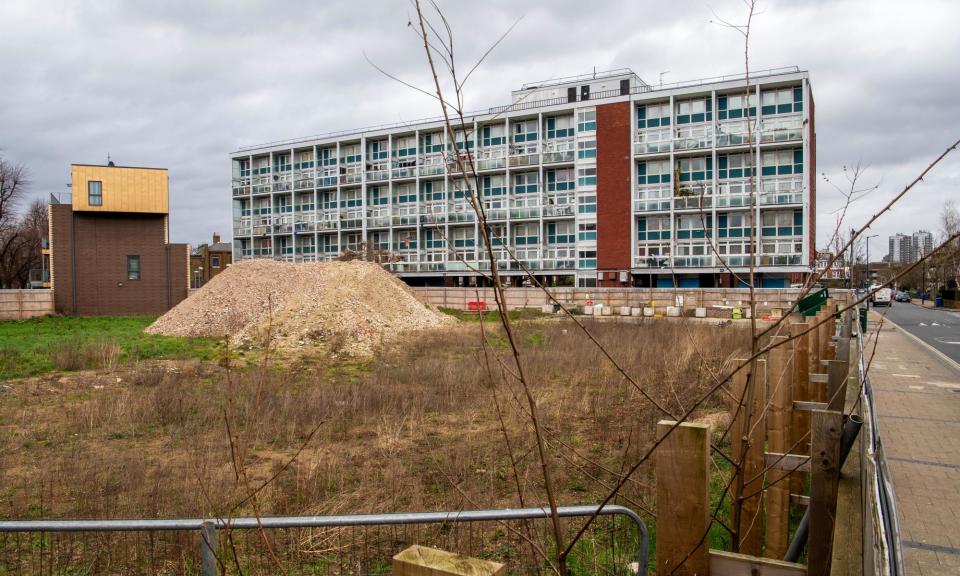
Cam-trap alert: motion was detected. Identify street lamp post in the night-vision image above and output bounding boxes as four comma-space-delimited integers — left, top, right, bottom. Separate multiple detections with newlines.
865, 234, 878, 288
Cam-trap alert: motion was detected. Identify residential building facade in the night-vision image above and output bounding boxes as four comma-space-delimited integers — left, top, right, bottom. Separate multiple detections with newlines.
190, 232, 233, 288
231, 67, 815, 288
814, 250, 848, 283
49, 163, 190, 315
888, 230, 933, 264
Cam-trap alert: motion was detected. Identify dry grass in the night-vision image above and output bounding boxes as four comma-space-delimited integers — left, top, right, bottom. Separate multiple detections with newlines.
0, 318, 749, 573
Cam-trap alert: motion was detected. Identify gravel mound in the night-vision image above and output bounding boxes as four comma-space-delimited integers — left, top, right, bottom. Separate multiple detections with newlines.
146, 259, 455, 356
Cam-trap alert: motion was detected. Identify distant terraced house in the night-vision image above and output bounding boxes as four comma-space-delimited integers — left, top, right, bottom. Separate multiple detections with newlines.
230, 67, 815, 289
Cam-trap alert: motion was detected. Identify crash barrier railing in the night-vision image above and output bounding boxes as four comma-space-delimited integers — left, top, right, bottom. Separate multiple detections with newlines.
0, 504, 648, 575
855, 303, 905, 576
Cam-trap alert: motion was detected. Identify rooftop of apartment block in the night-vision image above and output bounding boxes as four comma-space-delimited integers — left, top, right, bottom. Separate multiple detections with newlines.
233, 65, 807, 155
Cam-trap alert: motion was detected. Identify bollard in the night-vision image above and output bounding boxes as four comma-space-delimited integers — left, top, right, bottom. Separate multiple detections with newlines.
201, 521, 218, 576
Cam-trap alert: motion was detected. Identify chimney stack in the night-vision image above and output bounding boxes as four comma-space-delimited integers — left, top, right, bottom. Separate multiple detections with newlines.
212, 233, 221, 244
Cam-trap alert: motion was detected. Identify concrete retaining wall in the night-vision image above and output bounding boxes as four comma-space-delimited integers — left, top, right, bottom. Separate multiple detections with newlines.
0, 290, 54, 320
413, 287, 852, 318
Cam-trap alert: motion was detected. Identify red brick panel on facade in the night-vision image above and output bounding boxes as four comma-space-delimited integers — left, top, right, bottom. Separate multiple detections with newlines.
808, 89, 817, 266
596, 101, 633, 283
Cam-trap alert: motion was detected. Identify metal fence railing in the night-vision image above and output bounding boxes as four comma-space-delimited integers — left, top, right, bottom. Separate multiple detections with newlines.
0, 504, 648, 575
856, 304, 905, 576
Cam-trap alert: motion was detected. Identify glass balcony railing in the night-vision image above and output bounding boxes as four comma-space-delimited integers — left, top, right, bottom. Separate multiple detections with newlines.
635, 128, 672, 154
542, 138, 575, 164
509, 142, 540, 167
673, 255, 714, 267
759, 115, 803, 143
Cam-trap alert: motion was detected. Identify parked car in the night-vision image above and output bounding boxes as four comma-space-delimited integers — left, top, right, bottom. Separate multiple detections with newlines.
894, 291, 912, 302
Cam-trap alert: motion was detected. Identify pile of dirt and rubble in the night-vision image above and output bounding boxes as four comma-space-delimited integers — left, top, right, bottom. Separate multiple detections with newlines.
146, 259, 455, 356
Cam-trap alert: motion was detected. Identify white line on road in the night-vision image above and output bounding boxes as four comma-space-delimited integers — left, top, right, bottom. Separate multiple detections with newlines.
892, 374, 922, 378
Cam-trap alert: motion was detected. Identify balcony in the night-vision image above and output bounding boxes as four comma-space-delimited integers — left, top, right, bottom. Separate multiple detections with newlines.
509, 142, 539, 167
634, 184, 672, 213
759, 115, 803, 143
448, 204, 476, 222
419, 155, 446, 177
542, 138, 575, 164
392, 205, 418, 226
760, 175, 803, 206
633, 255, 671, 268
367, 207, 390, 228
476, 146, 507, 171
759, 254, 802, 266
316, 171, 338, 188
484, 208, 507, 221
510, 205, 541, 219
673, 190, 713, 211
673, 125, 714, 151
543, 246, 576, 270
420, 202, 447, 224
340, 209, 363, 229
253, 179, 272, 194
366, 169, 389, 182
634, 128, 671, 155
673, 255, 714, 267
543, 204, 575, 218
716, 178, 753, 208
716, 120, 754, 147
273, 180, 292, 192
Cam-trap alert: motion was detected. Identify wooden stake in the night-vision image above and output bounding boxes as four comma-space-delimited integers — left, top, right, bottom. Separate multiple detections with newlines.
789, 318, 811, 497
826, 359, 849, 413
730, 359, 766, 556
808, 410, 843, 576
656, 420, 710, 576
765, 336, 792, 558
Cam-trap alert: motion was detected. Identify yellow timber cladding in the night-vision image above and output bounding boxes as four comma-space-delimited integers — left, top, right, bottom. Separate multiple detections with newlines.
71, 164, 169, 214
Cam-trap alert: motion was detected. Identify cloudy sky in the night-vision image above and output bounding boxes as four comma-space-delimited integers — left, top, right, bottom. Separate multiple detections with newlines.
1, 0, 958, 257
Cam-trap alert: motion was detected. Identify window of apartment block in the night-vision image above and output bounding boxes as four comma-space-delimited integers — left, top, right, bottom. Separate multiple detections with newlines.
675, 97, 712, 124
578, 221, 597, 242
451, 226, 475, 248
420, 132, 443, 154
677, 156, 713, 182
718, 212, 752, 238
761, 210, 803, 237
761, 86, 803, 115
637, 159, 671, 184
718, 153, 755, 179
545, 116, 574, 139
577, 167, 597, 188
761, 149, 803, 176
513, 172, 538, 194
717, 93, 757, 119
481, 175, 506, 196
637, 215, 671, 241
577, 110, 596, 132
547, 221, 575, 244
512, 120, 538, 143
394, 183, 416, 203
577, 194, 597, 214
577, 250, 597, 269
211, 255, 221, 268
420, 180, 444, 202
546, 168, 575, 191
577, 139, 597, 159
675, 214, 711, 239
393, 135, 416, 157
127, 255, 141, 280
423, 228, 444, 249
512, 223, 539, 246
88, 180, 103, 206
480, 125, 506, 147
637, 102, 671, 129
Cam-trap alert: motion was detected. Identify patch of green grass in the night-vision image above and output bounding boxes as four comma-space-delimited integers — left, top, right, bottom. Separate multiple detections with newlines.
437, 306, 548, 323
0, 316, 222, 380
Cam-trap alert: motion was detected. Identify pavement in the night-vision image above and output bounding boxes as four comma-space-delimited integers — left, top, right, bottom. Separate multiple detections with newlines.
866, 310, 960, 575
872, 302, 960, 365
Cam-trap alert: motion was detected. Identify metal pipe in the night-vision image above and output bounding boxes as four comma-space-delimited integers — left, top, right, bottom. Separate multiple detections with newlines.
784, 414, 863, 562
0, 504, 649, 571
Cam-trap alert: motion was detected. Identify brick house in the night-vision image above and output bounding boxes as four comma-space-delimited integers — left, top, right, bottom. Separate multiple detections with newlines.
190, 233, 233, 288
48, 163, 190, 316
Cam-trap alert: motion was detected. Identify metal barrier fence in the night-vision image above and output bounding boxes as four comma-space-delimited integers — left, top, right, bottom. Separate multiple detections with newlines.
0, 504, 648, 575
856, 304, 905, 576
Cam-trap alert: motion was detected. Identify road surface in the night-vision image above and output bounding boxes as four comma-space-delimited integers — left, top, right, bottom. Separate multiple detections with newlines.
875, 302, 960, 366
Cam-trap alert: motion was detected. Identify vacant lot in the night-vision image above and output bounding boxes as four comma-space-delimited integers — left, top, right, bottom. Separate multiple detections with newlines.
0, 316, 749, 574
0, 316, 222, 380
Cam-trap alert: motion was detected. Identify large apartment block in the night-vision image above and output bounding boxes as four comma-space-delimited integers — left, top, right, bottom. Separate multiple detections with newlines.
231, 67, 815, 288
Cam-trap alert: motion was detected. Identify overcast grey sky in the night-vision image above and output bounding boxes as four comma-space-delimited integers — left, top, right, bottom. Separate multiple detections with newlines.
1, 0, 958, 255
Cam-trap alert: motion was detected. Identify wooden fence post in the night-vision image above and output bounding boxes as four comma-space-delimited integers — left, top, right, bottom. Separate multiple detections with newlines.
826, 359, 850, 413
808, 409, 843, 576
656, 420, 710, 576
788, 316, 811, 484
765, 335, 793, 559
729, 359, 766, 556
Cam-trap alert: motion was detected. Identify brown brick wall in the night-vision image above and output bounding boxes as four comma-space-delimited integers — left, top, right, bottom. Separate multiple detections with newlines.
49, 208, 189, 316
50, 204, 75, 315
596, 101, 632, 285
